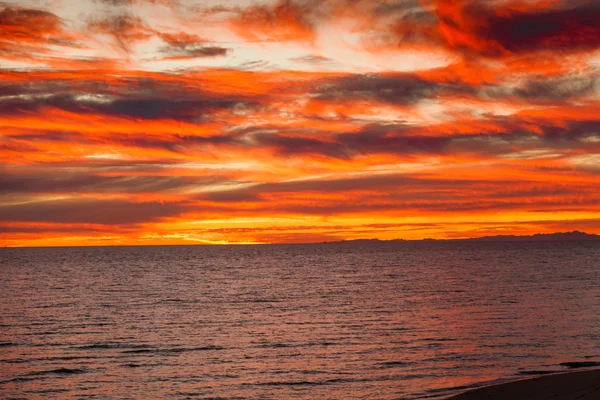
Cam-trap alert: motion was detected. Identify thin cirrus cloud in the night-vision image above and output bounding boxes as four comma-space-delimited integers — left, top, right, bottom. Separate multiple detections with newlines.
0, 0, 599, 246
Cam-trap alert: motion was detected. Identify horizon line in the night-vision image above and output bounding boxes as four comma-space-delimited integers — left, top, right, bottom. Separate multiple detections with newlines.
2, 230, 599, 249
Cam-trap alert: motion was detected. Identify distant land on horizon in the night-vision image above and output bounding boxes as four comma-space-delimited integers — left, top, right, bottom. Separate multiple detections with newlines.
3, 231, 600, 248
331, 231, 600, 244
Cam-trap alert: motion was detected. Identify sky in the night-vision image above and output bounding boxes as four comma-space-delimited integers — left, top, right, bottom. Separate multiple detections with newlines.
0, 0, 599, 246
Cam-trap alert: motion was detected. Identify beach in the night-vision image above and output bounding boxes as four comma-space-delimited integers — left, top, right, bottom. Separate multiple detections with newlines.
448, 369, 600, 400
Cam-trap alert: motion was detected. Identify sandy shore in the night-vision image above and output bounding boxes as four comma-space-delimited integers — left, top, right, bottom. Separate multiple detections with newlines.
447, 369, 600, 400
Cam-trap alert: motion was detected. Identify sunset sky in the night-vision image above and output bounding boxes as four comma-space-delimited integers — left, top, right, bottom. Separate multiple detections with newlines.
1, 0, 599, 246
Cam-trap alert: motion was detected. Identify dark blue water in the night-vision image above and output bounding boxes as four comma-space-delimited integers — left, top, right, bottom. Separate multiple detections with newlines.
1, 242, 599, 399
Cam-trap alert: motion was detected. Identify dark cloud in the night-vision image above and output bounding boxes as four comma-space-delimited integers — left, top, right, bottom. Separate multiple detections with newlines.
0, 75, 116, 99
477, 74, 599, 104
220, 117, 600, 160
97, 117, 600, 158
512, 75, 598, 102
173, 46, 229, 58
0, 225, 117, 234
484, 2, 600, 53
0, 70, 268, 119
314, 71, 598, 107
7, 130, 241, 155
0, 85, 257, 121
219, 124, 479, 159
0, 198, 188, 225
159, 45, 229, 59
158, 32, 230, 59
0, 172, 228, 194
433, 0, 600, 56
96, 97, 244, 120
534, 120, 600, 141
291, 55, 332, 64
314, 73, 446, 105
201, 189, 260, 203
5, 92, 598, 160
335, 124, 452, 156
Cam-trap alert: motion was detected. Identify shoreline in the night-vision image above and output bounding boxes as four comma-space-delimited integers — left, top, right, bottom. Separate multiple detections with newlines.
447, 368, 600, 399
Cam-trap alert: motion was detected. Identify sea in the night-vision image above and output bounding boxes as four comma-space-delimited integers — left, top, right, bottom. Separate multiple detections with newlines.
1, 241, 599, 399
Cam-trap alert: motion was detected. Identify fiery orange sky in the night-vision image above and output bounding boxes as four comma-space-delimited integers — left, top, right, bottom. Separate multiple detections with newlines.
1, 0, 599, 246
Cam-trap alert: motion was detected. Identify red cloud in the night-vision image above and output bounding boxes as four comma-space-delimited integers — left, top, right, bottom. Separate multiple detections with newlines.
426, 0, 600, 56
230, 0, 316, 42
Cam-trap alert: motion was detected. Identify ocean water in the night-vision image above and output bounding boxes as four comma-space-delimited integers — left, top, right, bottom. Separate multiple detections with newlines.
1, 242, 599, 399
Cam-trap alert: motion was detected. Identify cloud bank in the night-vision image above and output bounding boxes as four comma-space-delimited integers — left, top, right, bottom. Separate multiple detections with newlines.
1, 0, 599, 245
